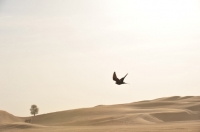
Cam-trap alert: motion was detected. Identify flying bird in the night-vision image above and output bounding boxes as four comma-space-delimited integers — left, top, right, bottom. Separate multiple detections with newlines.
113, 72, 128, 85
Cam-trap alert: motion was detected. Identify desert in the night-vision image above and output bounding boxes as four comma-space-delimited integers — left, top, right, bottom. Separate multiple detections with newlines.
1, 1, 200, 132
1, 96, 200, 132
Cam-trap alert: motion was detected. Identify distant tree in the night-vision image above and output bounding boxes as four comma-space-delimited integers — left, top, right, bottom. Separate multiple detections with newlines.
30, 104, 39, 116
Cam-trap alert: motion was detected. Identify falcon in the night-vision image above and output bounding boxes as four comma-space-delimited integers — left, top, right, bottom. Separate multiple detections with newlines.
113, 72, 128, 85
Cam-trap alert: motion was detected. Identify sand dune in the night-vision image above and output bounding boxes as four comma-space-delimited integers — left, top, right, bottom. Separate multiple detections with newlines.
22, 96, 200, 126
1, 96, 200, 132
0, 110, 23, 123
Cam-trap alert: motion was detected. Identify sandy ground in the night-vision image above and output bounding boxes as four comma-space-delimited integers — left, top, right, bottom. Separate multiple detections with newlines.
0, 96, 200, 132
0, 121, 199, 132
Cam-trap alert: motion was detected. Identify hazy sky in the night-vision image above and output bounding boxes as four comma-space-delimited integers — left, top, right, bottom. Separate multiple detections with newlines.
1, 0, 200, 116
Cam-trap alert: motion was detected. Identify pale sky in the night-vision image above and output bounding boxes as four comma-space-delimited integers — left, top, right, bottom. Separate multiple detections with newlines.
0, 0, 200, 117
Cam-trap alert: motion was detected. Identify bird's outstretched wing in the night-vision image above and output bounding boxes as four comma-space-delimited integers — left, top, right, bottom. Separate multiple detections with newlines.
120, 73, 128, 82
113, 72, 120, 82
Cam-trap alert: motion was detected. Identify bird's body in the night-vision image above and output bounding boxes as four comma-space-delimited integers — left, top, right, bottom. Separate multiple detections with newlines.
113, 72, 128, 85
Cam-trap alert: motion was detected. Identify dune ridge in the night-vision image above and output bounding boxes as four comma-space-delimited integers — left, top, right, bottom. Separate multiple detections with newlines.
1, 96, 200, 127
0, 110, 22, 123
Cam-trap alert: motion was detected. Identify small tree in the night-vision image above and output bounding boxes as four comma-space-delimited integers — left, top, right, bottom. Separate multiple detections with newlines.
30, 104, 39, 116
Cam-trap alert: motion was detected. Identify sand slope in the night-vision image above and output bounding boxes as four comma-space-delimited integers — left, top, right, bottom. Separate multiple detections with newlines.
0, 110, 22, 123
26, 96, 200, 126
1, 96, 200, 132
1, 96, 200, 126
